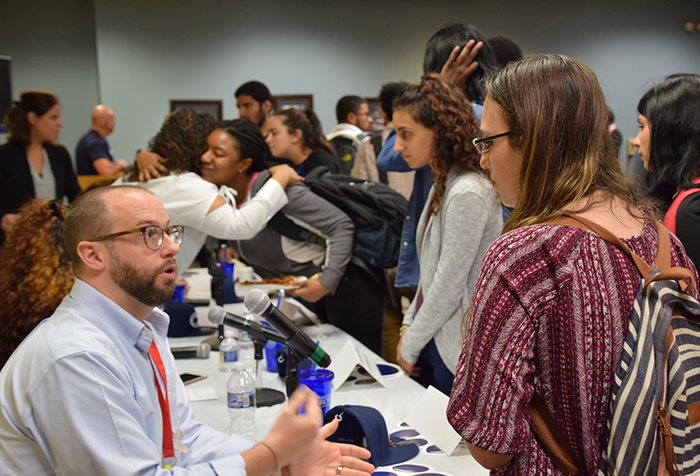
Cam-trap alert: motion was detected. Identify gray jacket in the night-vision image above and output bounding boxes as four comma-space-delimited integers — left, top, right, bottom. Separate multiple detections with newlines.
231, 171, 354, 294
401, 167, 502, 373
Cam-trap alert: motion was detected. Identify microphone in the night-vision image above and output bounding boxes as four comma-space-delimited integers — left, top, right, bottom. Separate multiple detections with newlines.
208, 306, 286, 345
171, 343, 211, 359
244, 289, 331, 368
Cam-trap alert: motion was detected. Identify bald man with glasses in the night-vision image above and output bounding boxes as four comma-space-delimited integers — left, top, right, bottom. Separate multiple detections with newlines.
0, 185, 373, 476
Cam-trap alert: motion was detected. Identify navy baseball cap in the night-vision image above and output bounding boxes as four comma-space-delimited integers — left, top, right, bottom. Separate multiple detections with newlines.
323, 405, 419, 466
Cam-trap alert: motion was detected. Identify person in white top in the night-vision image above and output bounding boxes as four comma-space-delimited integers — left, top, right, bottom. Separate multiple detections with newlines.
115, 109, 302, 273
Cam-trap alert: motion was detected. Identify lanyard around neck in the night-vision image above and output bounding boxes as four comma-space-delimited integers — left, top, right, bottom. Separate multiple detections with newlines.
148, 339, 176, 469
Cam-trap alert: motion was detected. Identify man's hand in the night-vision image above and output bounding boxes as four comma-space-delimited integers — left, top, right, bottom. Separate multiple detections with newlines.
440, 39, 483, 94
116, 159, 129, 172
263, 387, 325, 466
135, 151, 169, 181
289, 417, 375, 476
0, 213, 19, 233
269, 164, 303, 189
396, 335, 420, 377
289, 278, 330, 303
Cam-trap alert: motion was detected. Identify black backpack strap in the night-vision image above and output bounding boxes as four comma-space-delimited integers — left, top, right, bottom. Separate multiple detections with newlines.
370, 135, 388, 185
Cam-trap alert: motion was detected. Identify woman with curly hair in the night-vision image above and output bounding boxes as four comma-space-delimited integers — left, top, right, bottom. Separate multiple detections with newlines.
0, 199, 73, 367
394, 73, 502, 395
117, 109, 301, 272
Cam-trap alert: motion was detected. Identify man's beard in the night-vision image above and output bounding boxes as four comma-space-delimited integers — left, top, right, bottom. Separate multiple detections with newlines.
109, 253, 177, 307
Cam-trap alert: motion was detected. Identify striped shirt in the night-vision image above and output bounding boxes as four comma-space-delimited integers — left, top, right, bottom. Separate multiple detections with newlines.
447, 219, 699, 475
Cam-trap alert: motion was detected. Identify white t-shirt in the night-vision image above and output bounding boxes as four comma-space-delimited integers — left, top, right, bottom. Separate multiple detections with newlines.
114, 172, 288, 273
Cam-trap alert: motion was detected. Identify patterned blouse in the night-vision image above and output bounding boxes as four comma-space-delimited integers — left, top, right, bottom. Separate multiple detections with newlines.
446, 219, 699, 475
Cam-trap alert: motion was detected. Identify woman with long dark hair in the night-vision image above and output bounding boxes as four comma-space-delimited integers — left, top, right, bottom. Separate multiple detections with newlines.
634, 73, 700, 267
0, 91, 80, 242
446, 55, 699, 475
393, 73, 502, 395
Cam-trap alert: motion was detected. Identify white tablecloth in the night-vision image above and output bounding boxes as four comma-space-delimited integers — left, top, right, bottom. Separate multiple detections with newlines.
173, 269, 488, 475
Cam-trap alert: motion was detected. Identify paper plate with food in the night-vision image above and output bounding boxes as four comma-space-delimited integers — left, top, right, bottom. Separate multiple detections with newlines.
237, 275, 307, 294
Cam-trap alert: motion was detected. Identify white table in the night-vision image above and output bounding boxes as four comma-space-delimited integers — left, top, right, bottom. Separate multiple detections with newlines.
173, 269, 488, 475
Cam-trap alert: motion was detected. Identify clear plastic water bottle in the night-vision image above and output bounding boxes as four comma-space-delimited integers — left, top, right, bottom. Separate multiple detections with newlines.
219, 331, 239, 372
239, 329, 255, 375
227, 361, 257, 441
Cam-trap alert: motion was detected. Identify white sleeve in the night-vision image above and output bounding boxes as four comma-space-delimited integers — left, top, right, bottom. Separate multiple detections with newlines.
197, 179, 288, 240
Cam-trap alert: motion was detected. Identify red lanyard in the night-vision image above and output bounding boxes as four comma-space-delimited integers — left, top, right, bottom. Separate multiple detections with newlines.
148, 339, 176, 468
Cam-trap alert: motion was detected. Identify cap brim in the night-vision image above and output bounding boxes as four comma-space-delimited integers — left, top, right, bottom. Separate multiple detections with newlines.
379, 440, 420, 466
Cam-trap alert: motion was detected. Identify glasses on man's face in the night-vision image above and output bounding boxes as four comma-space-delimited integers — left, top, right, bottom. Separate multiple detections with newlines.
472, 131, 511, 155
88, 225, 184, 250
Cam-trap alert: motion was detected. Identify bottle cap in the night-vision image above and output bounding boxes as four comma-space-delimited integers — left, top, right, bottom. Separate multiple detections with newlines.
233, 361, 247, 370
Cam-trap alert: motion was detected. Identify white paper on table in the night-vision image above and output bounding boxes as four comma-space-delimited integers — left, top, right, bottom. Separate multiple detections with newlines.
187, 387, 219, 402
327, 340, 385, 390
404, 385, 463, 455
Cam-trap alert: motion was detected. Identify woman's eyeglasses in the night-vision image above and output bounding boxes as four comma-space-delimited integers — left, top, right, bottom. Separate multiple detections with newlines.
472, 131, 511, 155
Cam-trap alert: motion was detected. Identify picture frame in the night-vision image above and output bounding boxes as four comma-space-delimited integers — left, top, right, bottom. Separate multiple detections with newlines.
365, 97, 385, 132
169, 99, 222, 121
272, 94, 313, 112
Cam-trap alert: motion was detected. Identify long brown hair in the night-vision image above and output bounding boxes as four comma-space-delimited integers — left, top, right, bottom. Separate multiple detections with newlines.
393, 73, 482, 214
272, 108, 335, 156
0, 199, 73, 366
485, 54, 649, 232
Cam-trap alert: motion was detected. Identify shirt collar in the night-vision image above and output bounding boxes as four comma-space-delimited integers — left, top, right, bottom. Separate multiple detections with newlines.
68, 279, 170, 352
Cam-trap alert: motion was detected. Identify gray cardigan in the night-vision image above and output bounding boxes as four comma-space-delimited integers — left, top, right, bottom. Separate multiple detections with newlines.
401, 167, 502, 374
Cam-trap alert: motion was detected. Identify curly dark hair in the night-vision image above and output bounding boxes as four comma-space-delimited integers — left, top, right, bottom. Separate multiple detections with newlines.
393, 73, 482, 214
124, 109, 216, 181
0, 199, 73, 367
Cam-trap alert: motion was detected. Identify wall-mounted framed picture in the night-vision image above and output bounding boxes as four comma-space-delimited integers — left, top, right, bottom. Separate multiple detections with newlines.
169, 99, 222, 121
272, 94, 313, 112
365, 97, 385, 132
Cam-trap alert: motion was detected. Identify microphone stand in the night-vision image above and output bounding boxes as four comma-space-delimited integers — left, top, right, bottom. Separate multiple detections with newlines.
245, 327, 286, 407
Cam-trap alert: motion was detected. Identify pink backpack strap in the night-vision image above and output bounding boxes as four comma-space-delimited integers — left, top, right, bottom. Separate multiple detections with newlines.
664, 176, 700, 234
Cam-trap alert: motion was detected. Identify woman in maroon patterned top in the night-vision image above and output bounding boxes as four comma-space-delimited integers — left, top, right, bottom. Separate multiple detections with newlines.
446, 55, 699, 475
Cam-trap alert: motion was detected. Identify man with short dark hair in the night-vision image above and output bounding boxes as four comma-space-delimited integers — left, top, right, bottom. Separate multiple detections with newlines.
75, 105, 128, 176
0, 185, 373, 475
235, 81, 274, 135
326, 95, 373, 174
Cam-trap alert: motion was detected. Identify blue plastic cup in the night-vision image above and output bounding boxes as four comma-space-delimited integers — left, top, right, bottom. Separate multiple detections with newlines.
299, 369, 334, 416
264, 341, 281, 373
172, 283, 186, 302
221, 261, 234, 280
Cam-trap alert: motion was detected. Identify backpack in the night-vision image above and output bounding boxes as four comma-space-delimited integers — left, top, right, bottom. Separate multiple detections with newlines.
529, 214, 700, 476
329, 135, 360, 175
268, 166, 408, 270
